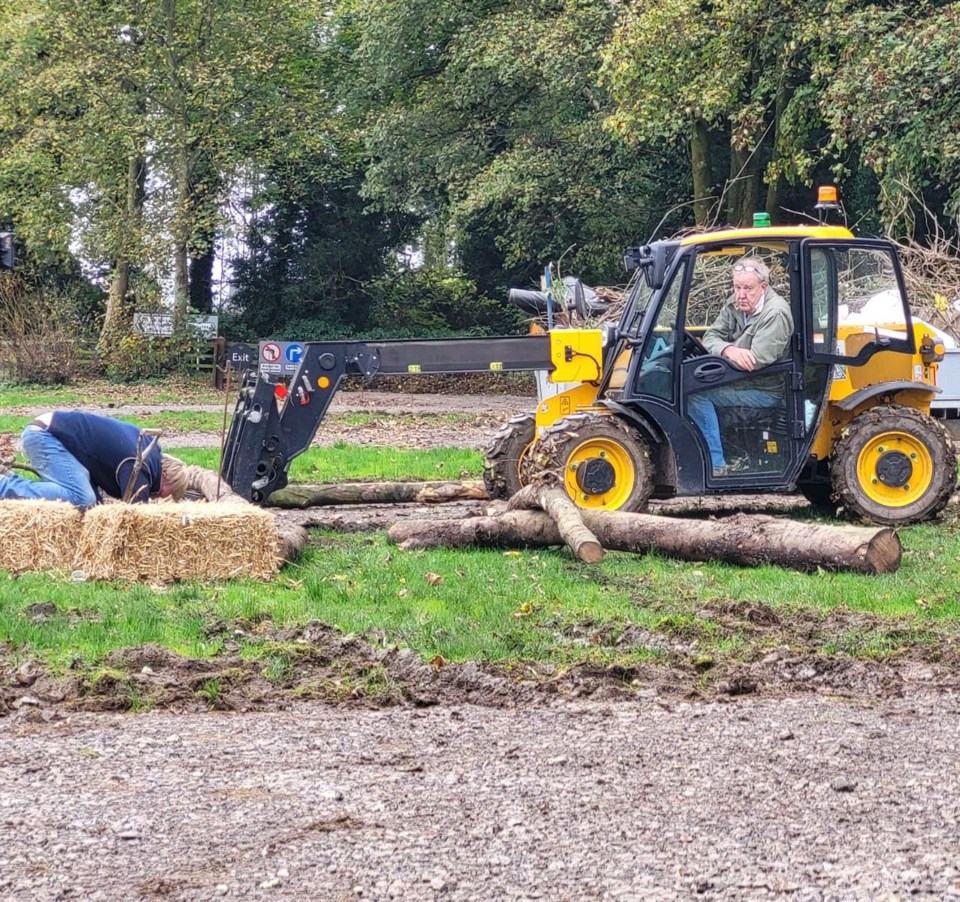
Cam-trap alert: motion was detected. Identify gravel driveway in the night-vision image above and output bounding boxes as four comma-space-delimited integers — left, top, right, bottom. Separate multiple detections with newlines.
96, 391, 536, 451
3, 691, 960, 901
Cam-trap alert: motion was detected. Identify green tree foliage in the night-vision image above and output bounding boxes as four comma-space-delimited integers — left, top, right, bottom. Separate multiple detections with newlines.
226, 165, 419, 340
4, 0, 960, 359
818, 2, 960, 231
347, 0, 687, 295
599, 0, 829, 227
0, 0, 333, 358
365, 268, 525, 338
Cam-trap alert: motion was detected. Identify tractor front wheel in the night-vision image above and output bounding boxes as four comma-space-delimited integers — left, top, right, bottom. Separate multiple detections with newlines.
832, 405, 957, 526
483, 412, 536, 500
522, 413, 653, 512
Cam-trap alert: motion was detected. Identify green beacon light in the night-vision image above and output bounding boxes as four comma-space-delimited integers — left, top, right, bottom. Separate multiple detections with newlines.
752, 211, 771, 228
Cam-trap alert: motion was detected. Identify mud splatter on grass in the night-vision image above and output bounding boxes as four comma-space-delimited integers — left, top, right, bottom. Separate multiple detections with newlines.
4, 606, 959, 716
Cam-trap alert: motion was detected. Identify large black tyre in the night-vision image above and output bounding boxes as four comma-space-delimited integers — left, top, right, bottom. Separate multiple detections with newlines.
832, 405, 958, 526
521, 412, 653, 512
483, 412, 537, 500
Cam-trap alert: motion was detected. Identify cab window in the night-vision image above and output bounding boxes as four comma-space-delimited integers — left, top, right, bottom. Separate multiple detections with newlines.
804, 242, 912, 364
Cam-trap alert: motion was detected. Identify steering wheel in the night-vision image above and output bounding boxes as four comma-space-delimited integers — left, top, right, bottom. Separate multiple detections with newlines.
682, 331, 708, 359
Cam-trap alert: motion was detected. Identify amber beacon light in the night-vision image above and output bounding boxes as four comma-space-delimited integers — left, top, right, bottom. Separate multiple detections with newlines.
814, 185, 841, 222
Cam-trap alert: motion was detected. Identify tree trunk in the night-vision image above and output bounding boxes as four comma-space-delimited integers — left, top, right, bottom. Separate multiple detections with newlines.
183, 464, 308, 562
387, 510, 901, 574
507, 484, 603, 563
101, 258, 131, 341
99, 152, 147, 350
727, 145, 762, 227
189, 248, 215, 314
267, 480, 489, 508
171, 147, 191, 326
691, 119, 713, 228
173, 239, 190, 327
765, 83, 790, 220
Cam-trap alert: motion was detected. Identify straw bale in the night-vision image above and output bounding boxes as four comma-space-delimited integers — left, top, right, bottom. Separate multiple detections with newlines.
75, 502, 280, 582
0, 500, 83, 574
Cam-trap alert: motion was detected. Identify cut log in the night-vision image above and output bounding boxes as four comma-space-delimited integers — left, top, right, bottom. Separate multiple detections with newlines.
506, 484, 604, 563
183, 465, 308, 562
184, 465, 246, 504
267, 480, 488, 508
387, 509, 902, 574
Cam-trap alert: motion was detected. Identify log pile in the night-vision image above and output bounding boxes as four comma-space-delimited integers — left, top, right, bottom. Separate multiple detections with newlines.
388, 495, 902, 574
506, 485, 604, 563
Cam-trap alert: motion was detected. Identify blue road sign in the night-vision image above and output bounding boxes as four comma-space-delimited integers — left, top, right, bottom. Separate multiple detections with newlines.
285, 343, 304, 364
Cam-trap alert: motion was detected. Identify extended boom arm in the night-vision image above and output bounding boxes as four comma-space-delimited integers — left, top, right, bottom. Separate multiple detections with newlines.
221, 334, 558, 502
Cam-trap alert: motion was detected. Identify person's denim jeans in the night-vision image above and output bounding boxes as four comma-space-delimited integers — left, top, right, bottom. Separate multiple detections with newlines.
0, 425, 98, 509
688, 386, 782, 471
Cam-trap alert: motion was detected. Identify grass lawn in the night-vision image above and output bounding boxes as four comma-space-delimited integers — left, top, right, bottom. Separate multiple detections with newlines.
1, 378, 958, 685
1, 452, 959, 680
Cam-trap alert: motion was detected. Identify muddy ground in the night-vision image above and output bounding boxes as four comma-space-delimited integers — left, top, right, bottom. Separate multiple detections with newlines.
2, 384, 959, 717
5, 596, 960, 722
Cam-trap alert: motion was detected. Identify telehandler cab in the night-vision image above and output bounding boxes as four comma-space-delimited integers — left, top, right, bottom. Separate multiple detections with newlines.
222, 190, 958, 526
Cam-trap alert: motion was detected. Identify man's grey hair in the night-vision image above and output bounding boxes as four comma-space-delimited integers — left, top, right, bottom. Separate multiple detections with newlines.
732, 256, 770, 284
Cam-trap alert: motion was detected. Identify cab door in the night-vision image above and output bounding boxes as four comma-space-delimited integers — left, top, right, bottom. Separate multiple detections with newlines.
679, 244, 805, 487
801, 239, 915, 367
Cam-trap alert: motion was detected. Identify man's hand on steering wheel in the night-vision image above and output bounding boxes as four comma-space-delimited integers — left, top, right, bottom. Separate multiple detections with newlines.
682, 331, 708, 359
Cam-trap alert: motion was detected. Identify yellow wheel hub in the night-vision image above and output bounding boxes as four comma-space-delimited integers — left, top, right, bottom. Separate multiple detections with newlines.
563, 437, 636, 510
855, 430, 933, 508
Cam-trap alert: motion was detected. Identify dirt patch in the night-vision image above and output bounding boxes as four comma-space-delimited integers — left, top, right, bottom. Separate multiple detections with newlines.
4, 602, 959, 718
342, 372, 538, 396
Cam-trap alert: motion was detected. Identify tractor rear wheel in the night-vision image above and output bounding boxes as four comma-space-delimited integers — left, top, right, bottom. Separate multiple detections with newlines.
522, 413, 653, 512
832, 405, 957, 525
483, 412, 536, 500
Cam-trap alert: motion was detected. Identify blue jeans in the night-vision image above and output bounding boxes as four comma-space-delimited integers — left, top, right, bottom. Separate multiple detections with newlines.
0, 425, 98, 509
688, 386, 782, 470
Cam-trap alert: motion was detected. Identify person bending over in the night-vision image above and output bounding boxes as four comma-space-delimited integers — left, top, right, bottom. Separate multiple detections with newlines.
0, 411, 188, 509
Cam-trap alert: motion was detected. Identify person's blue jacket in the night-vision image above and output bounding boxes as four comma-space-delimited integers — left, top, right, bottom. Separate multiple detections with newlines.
47, 412, 162, 502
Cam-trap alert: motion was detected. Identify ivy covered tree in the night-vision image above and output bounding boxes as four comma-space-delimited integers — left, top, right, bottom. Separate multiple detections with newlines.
818, 1, 960, 234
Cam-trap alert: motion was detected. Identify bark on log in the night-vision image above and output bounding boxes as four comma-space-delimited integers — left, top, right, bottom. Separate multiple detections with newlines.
183, 465, 308, 563
506, 484, 604, 563
267, 480, 488, 509
387, 509, 901, 574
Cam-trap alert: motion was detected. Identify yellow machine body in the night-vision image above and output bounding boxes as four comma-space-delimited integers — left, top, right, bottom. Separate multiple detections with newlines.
808, 321, 944, 461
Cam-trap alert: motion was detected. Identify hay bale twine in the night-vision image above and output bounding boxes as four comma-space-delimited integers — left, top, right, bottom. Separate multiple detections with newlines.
0, 500, 83, 574
76, 502, 280, 582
